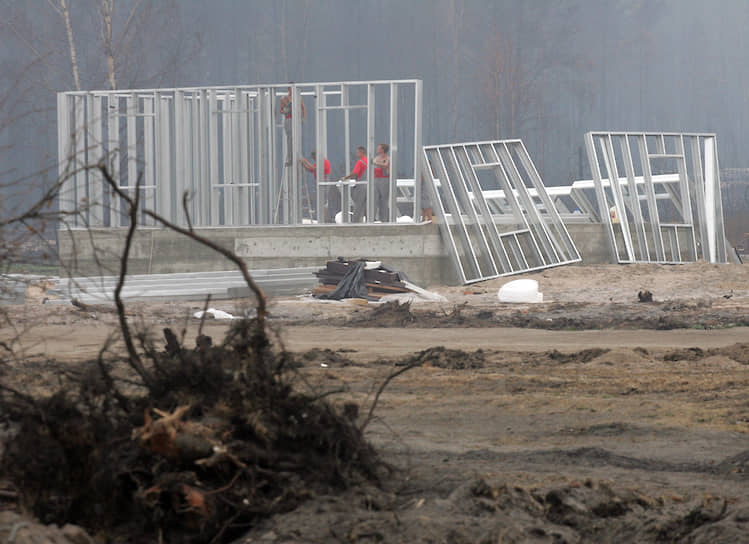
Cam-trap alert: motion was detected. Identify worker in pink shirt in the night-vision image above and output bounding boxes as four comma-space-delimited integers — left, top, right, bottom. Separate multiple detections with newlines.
372, 143, 390, 221
341, 146, 368, 222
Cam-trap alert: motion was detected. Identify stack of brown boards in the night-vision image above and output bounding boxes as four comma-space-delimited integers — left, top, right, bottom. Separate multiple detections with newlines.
313, 259, 411, 300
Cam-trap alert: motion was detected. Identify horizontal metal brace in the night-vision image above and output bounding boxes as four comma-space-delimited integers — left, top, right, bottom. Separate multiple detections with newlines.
63, 79, 420, 96
317, 180, 368, 186
498, 228, 533, 238
212, 183, 260, 188
213, 109, 259, 114
317, 105, 367, 111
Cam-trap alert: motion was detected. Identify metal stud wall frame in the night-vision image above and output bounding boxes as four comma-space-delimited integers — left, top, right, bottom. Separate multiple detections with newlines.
422, 140, 581, 284
585, 132, 728, 264
57, 80, 423, 228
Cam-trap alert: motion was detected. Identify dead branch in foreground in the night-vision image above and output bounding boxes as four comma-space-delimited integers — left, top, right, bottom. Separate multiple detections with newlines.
0, 162, 425, 543
97, 163, 268, 331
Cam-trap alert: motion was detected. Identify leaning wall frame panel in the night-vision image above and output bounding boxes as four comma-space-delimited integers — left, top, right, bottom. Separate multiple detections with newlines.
584, 131, 728, 264
423, 140, 581, 284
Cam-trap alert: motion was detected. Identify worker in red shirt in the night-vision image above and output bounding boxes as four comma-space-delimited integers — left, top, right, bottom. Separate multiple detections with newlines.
341, 146, 368, 222
300, 151, 336, 222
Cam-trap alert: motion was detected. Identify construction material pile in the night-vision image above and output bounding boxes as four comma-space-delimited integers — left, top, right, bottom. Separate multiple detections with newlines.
313, 259, 412, 300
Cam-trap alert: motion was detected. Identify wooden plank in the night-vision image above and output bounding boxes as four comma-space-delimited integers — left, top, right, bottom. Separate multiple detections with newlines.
312, 285, 337, 295
365, 282, 409, 293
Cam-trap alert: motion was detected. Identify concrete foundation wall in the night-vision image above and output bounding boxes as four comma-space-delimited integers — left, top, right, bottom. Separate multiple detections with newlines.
58, 222, 455, 286
566, 223, 611, 265
57, 222, 614, 287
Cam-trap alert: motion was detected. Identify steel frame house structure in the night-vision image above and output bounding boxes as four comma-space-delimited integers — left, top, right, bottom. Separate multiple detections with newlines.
584, 131, 728, 263
57, 79, 423, 228
422, 140, 581, 284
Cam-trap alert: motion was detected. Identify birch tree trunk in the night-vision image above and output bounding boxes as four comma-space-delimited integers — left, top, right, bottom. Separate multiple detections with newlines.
48, 0, 81, 91
100, 0, 117, 90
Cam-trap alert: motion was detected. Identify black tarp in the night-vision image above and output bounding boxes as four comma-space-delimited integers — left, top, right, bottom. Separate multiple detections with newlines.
316, 261, 373, 300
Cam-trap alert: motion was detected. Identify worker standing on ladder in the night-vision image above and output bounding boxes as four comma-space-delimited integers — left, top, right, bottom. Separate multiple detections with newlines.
280, 84, 305, 166
300, 151, 334, 221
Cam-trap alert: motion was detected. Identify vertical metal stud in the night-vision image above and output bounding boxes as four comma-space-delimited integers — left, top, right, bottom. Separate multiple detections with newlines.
268, 88, 278, 224
315, 84, 324, 223
342, 84, 350, 223
189, 92, 199, 224
160, 94, 173, 222
199, 89, 209, 226
388, 82, 398, 222
366, 83, 375, 223
708, 136, 728, 262
291, 85, 302, 223
258, 88, 268, 224
704, 137, 717, 262
143, 96, 155, 226
57, 93, 76, 225
126, 94, 137, 226
208, 90, 219, 226
73, 95, 86, 227
248, 92, 256, 224
222, 93, 233, 226
187, 93, 198, 223
88, 94, 104, 226
174, 90, 185, 226
413, 80, 423, 221
239, 89, 249, 225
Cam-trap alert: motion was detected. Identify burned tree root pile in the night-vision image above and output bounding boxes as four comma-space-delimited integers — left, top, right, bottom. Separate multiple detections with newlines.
0, 321, 381, 543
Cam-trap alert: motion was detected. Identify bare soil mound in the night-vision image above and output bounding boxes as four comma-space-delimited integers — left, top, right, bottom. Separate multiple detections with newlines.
525, 348, 611, 365
393, 346, 487, 370
238, 476, 746, 543
339, 301, 749, 331
297, 347, 355, 367
661, 343, 749, 364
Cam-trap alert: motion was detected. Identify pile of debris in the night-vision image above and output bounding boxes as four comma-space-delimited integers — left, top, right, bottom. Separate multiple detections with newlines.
313, 259, 412, 300
0, 320, 382, 543
311, 259, 447, 302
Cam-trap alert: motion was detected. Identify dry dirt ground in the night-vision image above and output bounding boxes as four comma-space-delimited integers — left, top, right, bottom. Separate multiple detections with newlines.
2, 263, 749, 542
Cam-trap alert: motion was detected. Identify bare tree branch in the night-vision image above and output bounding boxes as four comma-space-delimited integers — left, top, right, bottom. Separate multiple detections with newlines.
360, 360, 422, 432
113, 173, 154, 388
96, 164, 268, 330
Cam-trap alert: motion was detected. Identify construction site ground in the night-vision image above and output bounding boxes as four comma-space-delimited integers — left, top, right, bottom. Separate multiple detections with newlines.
2, 262, 749, 542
